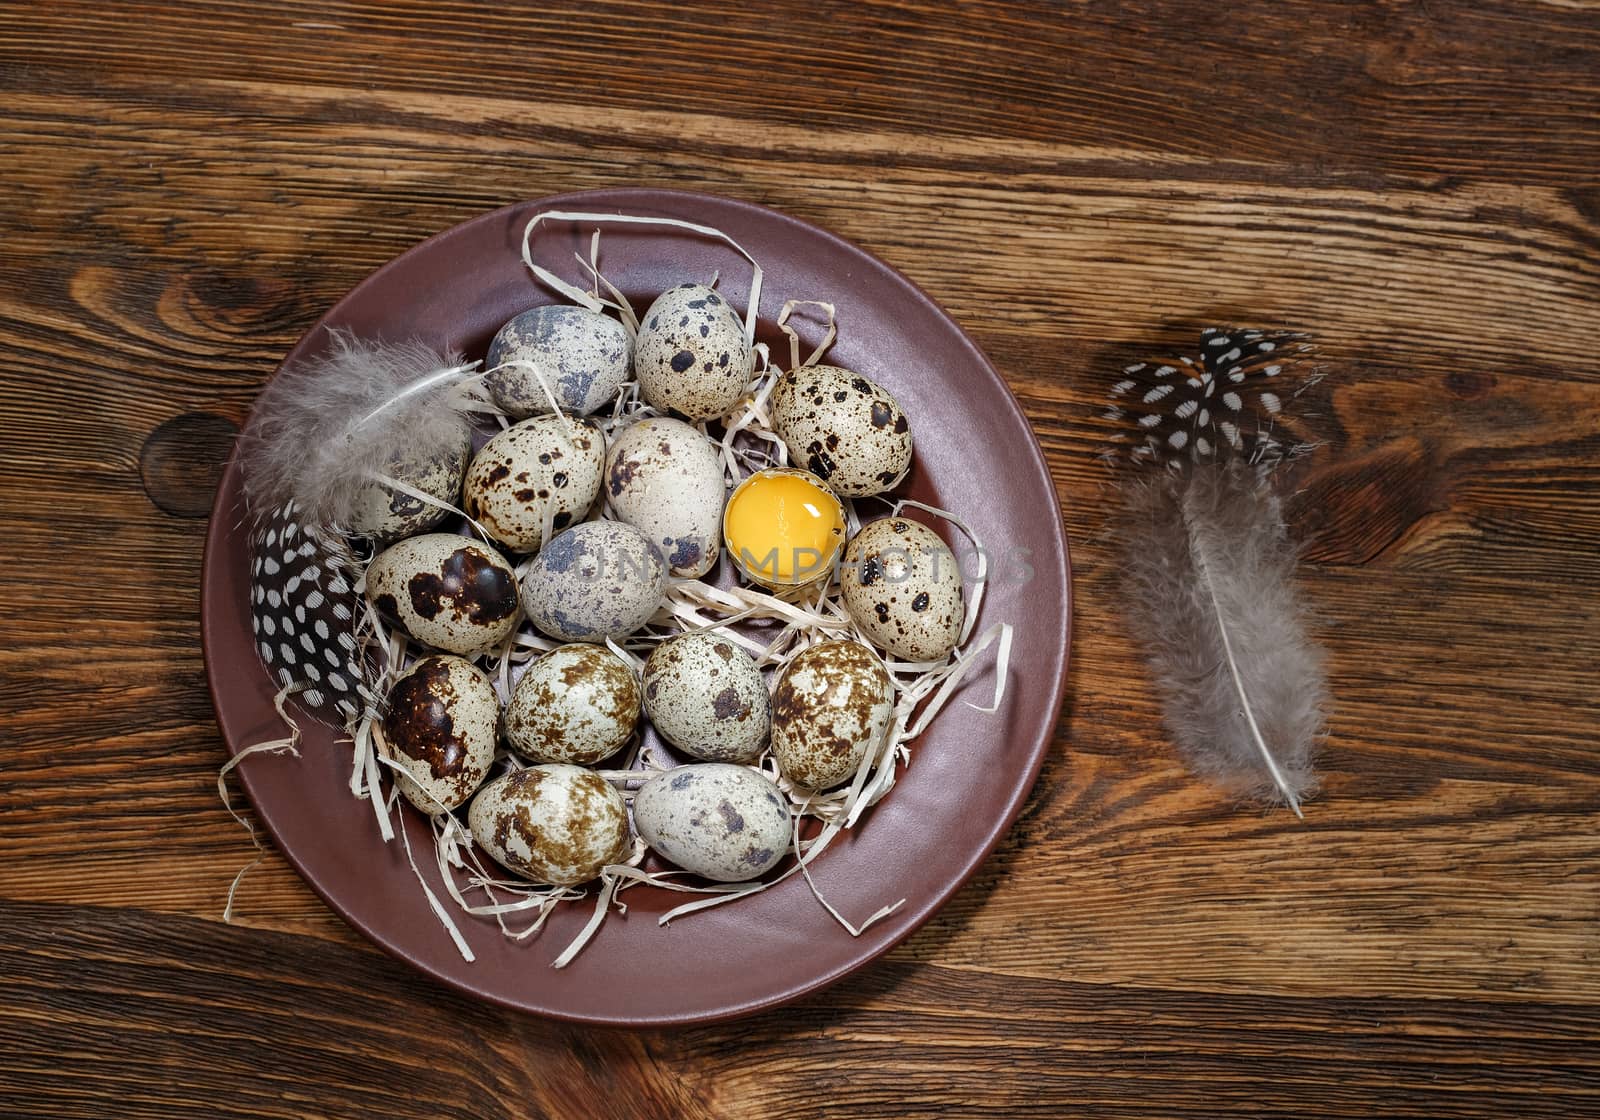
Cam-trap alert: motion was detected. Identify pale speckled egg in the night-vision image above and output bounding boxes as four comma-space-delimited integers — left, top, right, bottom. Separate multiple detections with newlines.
604, 417, 726, 578
462, 415, 604, 554
519, 520, 667, 643
484, 305, 631, 417
642, 632, 769, 763
366, 533, 521, 656
839, 517, 965, 662
504, 644, 640, 765
633, 764, 792, 882
346, 422, 473, 540
771, 641, 893, 790
379, 655, 498, 813
634, 283, 753, 420
468, 765, 632, 886
770, 364, 912, 498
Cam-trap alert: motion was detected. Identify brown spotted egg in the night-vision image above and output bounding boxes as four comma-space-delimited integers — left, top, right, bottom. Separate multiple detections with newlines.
366, 533, 521, 656
484, 304, 631, 418
468, 765, 632, 886
519, 520, 667, 643
378, 655, 497, 813
642, 632, 769, 763
504, 644, 640, 765
346, 423, 474, 541
770, 364, 912, 498
463, 416, 604, 554
632, 764, 792, 882
634, 283, 752, 420
605, 417, 726, 578
771, 641, 894, 789
840, 518, 964, 662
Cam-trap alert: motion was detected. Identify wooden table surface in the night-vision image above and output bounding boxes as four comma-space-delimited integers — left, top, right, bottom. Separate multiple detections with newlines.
4, 1, 1599, 1116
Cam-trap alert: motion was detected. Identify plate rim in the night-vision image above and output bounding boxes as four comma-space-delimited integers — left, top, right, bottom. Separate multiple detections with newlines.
201, 187, 1073, 1025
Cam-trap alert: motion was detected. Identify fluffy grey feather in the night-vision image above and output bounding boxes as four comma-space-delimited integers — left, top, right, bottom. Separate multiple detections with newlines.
1105, 327, 1327, 814
1120, 467, 1324, 812
238, 331, 477, 530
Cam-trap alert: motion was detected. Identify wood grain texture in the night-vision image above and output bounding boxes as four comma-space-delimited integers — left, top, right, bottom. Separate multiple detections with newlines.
2, 0, 1598, 1116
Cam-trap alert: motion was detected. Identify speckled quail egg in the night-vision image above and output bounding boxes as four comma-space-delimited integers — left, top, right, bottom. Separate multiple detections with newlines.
468, 765, 632, 886
634, 283, 753, 420
642, 632, 770, 763
462, 415, 604, 554
840, 517, 965, 662
605, 417, 726, 578
483, 304, 631, 418
770, 365, 912, 498
366, 533, 521, 656
771, 641, 893, 790
379, 655, 498, 813
504, 644, 640, 765
519, 520, 667, 643
346, 422, 473, 540
633, 764, 792, 882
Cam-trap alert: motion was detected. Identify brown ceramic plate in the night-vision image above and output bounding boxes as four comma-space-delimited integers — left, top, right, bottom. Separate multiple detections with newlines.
202, 188, 1071, 1025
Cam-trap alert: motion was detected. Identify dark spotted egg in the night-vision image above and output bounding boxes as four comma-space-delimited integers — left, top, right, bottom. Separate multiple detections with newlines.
632, 763, 791, 882
604, 417, 725, 578
248, 500, 369, 727
366, 533, 521, 656
504, 644, 640, 765
839, 518, 964, 662
484, 305, 631, 418
462, 415, 604, 554
519, 520, 666, 644
642, 631, 770, 763
770, 364, 912, 498
378, 654, 498, 813
633, 283, 752, 420
468, 764, 632, 886
771, 640, 893, 790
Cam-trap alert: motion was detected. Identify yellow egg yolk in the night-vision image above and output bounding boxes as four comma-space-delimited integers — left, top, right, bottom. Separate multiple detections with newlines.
724, 469, 845, 585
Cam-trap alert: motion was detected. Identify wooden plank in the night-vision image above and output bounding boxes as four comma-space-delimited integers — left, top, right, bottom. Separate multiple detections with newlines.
0, 902, 1596, 1119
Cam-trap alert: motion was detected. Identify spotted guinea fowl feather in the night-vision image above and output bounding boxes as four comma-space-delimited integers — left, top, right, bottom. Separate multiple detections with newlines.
1104, 328, 1327, 815
1101, 327, 1317, 468
237, 333, 478, 729
247, 500, 379, 730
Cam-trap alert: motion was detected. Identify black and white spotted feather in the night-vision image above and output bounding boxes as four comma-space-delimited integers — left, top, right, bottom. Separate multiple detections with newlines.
237, 334, 481, 731
247, 500, 378, 729
1101, 327, 1317, 470
1104, 328, 1327, 815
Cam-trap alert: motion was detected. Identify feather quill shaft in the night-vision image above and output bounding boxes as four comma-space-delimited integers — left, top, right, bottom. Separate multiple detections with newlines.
1180, 488, 1305, 817
1121, 466, 1324, 811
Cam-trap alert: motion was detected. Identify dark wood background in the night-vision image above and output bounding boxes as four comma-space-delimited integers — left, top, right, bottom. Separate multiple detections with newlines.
3, 1, 1598, 1116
